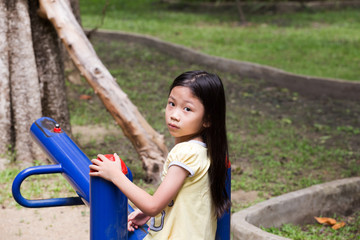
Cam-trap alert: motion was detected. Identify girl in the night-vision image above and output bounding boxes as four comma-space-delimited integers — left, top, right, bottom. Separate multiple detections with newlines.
89, 70, 231, 239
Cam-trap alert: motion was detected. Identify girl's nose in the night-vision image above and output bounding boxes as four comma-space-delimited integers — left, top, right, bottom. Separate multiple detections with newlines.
170, 110, 180, 121
170, 115, 179, 122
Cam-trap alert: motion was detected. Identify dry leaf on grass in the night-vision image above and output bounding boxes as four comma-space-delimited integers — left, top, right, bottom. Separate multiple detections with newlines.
79, 94, 92, 100
314, 217, 337, 225
332, 221, 346, 230
314, 216, 346, 230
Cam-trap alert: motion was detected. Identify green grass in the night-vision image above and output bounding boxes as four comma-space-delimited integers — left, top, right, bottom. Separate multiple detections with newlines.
0, 168, 19, 205
6, 35, 359, 208
0, 166, 74, 206
229, 113, 358, 195
66, 37, 360, 200
80, 0, 360, 81
263, 212, 360, 240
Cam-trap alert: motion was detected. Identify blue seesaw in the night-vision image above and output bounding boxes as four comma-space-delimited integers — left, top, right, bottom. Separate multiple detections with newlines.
12, 117, 230, 239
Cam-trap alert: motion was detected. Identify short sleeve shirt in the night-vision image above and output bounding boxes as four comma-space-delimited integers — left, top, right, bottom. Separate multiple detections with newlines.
144, 141, 217, 240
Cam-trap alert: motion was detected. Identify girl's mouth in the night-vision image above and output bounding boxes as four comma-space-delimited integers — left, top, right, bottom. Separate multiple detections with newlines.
168, 123, 179, 129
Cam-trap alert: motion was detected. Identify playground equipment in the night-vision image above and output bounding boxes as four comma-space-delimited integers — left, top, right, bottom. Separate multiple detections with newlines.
12, 117, 230, 239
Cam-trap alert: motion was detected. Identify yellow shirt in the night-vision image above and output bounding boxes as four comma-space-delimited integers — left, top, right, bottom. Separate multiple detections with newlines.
145, 141, 217, 240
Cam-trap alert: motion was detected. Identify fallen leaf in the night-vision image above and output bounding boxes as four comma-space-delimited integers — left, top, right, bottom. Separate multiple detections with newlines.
332, 221, 346, 230
314, 217, 337, 225
79, 94, 92, 100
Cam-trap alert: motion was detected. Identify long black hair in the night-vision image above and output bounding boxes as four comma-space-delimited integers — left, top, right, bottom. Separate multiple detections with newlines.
169, 70, 231, 218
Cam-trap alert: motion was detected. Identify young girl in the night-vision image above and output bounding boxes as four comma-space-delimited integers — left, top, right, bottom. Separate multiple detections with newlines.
89, 70, 231, 239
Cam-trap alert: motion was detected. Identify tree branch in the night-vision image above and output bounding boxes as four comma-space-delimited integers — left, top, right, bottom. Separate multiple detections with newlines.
39, 0, 167, 183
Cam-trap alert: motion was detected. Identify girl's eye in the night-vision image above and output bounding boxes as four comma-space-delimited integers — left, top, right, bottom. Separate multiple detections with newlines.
168, 102, 175, 107
184, 107, 191, 112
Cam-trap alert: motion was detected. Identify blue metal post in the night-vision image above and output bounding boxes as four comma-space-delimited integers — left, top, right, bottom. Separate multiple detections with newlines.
90, 154, 129, 240
215, 163, 231, 240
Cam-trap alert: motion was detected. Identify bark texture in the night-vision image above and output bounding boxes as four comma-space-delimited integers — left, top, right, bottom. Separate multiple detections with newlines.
0, 0, 70, 165
29, 0, 71, 134
64, 0, 82, 85
8, 0, 43, 162
39, 0, 167, 183
0, 0, 11, 156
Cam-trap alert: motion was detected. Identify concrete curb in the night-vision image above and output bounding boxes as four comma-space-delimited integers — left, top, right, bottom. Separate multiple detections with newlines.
231, 177, 360, 240
89, 29, 360, 101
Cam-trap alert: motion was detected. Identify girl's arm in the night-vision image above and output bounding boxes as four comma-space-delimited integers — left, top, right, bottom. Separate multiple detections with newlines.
89, 153, 188, 217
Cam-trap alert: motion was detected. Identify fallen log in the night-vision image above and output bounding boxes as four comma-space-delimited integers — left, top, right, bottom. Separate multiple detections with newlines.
38, 0, 167, 183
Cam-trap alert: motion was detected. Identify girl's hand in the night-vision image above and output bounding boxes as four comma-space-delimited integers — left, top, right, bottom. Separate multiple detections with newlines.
89, 153, 123, 182
128, 209, 151, 232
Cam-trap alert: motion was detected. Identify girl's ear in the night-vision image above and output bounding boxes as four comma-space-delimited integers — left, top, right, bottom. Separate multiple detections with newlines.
203, 115, 211, 128
203, 121, 211, 128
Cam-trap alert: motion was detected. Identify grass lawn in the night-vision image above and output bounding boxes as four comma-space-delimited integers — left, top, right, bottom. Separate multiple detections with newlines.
263, 211, 360, 239
2, 35, 358, 208
75, 36, 360, 203
80, 0, 360, 81
73, 37, 359, 240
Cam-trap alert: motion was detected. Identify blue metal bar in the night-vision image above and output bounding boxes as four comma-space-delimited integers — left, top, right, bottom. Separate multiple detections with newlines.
12, 164, 83, 208
29, 117, 92, 203
215, 166, 231, 240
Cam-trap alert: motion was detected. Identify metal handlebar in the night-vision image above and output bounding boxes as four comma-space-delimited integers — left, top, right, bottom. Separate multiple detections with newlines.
12, 164, 84, 208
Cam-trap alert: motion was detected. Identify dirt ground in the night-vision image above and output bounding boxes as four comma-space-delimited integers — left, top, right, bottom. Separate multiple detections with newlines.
0, 192, 254, 240
0, 206, 89, 240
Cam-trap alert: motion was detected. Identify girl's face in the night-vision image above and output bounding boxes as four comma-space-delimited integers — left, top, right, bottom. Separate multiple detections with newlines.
165, 86, 207, 144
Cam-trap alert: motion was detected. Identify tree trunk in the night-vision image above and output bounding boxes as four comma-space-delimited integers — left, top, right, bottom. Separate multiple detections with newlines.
69, 0, 81, 24
0, 0, 70, 165
64, 0, 82, 85
28, 0, 71, 134
0, 0, 11, 158
39, 0, 167, 183
8, 0, 44, 163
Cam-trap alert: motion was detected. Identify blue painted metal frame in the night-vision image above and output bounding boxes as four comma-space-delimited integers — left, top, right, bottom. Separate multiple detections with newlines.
12, 117, 230, 239
215, 167, 231, 240
90, 175, 128, 239
29, 117, 91, 203
12, 164, 84, 207
12, 117, 148, 239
